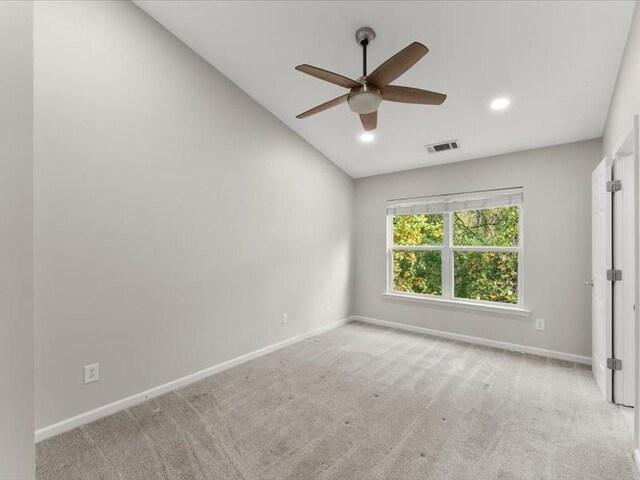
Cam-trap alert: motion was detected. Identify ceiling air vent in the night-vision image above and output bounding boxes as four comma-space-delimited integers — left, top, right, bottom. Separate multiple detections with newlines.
425, 140, 460, 154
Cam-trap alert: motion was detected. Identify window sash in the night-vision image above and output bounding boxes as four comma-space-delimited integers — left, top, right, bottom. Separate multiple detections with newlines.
387, 203, 523, 308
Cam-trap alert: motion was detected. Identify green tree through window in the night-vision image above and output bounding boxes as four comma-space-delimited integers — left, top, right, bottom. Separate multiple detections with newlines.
453, 207, 519, 247
393, 214, 443, 245
390, 204, 520, 305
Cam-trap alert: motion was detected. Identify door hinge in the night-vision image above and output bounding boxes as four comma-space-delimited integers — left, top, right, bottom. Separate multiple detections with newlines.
606, 180, 622, 192
607, 358, 623, 371
606, 269, 622, 281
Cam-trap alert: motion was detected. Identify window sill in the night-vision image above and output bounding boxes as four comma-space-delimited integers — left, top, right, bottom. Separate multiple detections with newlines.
382, 292, 531, 317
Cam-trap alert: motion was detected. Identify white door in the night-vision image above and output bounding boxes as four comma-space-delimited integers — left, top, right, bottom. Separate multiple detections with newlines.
592, 157, 612, 401
612, 150, 636, 407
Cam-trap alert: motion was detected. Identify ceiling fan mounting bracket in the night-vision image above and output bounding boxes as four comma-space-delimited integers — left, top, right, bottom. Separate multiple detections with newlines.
355, 27, 376, 47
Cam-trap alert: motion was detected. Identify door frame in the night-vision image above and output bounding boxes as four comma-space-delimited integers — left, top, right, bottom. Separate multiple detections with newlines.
609, 115, 640, 461
612, 150, 636, 407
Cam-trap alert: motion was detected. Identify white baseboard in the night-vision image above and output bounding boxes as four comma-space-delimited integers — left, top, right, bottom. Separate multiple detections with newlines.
353, 315, 592, 366
35, 316, 354, 443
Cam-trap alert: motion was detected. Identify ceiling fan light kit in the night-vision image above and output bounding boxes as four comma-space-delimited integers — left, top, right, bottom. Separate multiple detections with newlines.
295, 26, 446, 132
348, 86, 382, 114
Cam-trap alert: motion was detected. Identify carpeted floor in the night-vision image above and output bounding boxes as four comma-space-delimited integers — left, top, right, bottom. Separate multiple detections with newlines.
36, 321, 640, 480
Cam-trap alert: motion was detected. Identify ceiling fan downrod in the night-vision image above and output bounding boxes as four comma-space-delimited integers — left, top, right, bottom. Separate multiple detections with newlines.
361, 38, 368, 77
355, 27, 376, 80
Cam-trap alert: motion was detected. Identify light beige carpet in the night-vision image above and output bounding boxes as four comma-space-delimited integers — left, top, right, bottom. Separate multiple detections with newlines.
36, 321, 640, 480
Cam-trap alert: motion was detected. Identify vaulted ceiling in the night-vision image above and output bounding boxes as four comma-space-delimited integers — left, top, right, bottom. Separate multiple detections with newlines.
135, 1, 635, 178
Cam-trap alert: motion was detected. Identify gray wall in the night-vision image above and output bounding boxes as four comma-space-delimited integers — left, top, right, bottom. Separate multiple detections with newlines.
354, 139, 601, 358
34, 1, 354, 429
603, 1, 640, 154
0, 1, 34, 478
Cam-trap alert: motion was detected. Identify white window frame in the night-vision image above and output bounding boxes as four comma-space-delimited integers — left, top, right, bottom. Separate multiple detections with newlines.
385, 190, 528, 316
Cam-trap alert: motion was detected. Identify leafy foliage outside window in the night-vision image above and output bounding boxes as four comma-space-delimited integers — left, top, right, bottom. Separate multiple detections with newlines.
392, 214, 443, 296
452, 206, 519, 304
454, 251, 518, 304
393, 251, 442, 295
453, 206, 519, 246
393, 214, 443, 246
390, 205, 520, 305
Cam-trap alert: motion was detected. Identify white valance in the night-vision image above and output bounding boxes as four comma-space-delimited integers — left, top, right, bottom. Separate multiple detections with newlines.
386, 188, 523, 216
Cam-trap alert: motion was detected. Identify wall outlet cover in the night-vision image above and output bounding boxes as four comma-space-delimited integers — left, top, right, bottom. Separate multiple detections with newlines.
84, 363, 99, 384
282, 313, 288, 325
535, 318, 545, 331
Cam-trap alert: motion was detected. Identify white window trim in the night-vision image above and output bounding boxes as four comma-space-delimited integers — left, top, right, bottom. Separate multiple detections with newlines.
385, 194, 527, 315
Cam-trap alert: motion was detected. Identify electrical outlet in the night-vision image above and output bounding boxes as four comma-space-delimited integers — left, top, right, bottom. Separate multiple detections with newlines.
84, 363, 99, 384
535, 318, 545, 331
282, 313, 288, 325
325, 300, 331, 312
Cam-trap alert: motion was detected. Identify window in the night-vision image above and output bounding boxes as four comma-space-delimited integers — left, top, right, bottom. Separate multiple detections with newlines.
386, 188, 523, 309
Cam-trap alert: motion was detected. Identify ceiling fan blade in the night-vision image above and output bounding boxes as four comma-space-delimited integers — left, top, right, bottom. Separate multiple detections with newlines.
360, 111, 377, 131
295, 64, 361, 89
296, 94, 349, 119
367, 42, 429, 89
382, 85, 446, 105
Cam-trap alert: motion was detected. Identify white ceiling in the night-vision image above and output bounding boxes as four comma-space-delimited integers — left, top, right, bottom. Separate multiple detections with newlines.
135, 1, 635, 178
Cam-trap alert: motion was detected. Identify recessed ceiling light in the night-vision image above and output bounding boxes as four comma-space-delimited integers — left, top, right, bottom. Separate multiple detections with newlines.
360, 132, 375, 143
490, 97, 511, 110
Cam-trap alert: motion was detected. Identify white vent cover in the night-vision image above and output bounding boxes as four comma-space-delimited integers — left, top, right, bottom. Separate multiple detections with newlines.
425, 139, 460, 154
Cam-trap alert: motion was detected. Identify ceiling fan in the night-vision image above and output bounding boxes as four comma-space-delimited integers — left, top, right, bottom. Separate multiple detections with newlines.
295, 27, 446, 132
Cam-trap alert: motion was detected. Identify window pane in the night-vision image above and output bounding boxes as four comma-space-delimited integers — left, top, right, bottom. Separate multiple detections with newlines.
393, 214, 443, 246
454, 252, 518, 304
453, 206, 519, 246
393, 250, 442, 296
